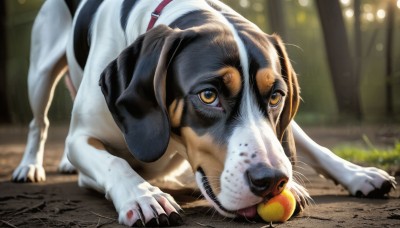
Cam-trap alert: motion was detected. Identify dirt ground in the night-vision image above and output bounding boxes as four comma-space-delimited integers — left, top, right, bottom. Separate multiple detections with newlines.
0, 124, 399, 228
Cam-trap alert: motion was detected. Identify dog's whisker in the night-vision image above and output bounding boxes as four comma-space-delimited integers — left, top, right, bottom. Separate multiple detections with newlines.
292, 176, 309, 189
292, 157, 312, 166
292, 168, 308, 178
293, 170, 310, 184
293, 160, 311, 168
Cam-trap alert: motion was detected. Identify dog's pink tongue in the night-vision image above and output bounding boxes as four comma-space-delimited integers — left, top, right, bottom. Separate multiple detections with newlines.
237, 205, 257, 218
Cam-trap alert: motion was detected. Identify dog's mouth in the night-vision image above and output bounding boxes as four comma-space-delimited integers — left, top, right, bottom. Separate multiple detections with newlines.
195, 168, 259, 219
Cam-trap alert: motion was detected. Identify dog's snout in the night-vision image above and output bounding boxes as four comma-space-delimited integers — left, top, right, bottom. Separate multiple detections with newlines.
246, 163, 288, 197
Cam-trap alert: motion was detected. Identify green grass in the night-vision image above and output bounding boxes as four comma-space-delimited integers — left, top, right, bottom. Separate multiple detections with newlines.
333, 136, 400, 174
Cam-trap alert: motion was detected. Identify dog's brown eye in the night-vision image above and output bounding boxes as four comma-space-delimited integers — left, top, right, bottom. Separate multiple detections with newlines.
199, 90, 218, 105
269, 92, 283, 107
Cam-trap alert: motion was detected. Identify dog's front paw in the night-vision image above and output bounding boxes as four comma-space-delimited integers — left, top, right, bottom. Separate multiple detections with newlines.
115, 185, 183, 226
119, 203, 183, 227
347, 167, 396, 198
12, 164, 46, 182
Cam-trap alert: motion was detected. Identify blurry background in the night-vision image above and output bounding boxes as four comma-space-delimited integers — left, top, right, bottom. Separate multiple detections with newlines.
0, 0, 399, 125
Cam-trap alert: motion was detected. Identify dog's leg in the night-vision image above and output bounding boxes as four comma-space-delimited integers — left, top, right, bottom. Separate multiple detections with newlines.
291, 121, 396, 197
66, 133, 183, 226
12, 1, 74, 182
58, 138, 76, 173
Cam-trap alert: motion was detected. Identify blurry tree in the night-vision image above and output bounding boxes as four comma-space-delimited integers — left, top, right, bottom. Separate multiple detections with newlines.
266, 0, 286, 40
0, 0, 10, 123
354, 0, 361, 109
385, 0, 396, 117
315, 0, 361, 119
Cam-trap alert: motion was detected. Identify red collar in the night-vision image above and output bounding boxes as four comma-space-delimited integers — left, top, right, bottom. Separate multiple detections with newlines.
147, 0, 174, 31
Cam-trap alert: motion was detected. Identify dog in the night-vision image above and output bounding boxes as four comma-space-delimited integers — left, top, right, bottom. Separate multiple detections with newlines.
13, 0, 396, 226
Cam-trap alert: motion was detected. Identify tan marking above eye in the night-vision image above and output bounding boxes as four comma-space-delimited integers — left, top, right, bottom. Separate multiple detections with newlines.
256, 68, 275, 94
217, 67, 241, 96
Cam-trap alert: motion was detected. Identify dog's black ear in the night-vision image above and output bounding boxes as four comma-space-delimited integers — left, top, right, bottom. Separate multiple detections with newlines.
99, 25, 194, 162
269, 35, 300, 141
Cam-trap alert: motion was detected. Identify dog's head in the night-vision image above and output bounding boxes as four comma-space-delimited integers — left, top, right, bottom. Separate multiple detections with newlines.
100, 21, 306, 218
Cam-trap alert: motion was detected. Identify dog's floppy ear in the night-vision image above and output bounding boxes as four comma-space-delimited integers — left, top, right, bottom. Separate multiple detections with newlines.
281, 125, 297, 164
269, 35, 300, 142
99, 25, 194, 162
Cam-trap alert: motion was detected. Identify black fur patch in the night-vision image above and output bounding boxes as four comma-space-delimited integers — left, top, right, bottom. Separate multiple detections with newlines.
64, 0, 81, 17
73, 0, 104, 69
120, 0, 138, 31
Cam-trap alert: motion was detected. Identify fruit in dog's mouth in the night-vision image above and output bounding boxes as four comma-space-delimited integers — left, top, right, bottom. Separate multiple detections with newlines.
257, 188, 296, 222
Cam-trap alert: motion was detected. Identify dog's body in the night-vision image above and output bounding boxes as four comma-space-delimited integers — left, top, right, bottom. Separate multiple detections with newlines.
13, 0, 396, 226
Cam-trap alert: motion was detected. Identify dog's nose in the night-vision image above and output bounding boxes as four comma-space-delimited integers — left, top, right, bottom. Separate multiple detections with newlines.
246, 163, 289, 197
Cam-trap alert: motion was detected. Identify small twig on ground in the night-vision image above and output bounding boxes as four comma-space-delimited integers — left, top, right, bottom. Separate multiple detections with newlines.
96, 218, 101, 227
92, 215, 116, 228
0, 194, 42, 201
16, 194, 44, 200
89, 211, 116, 221
0, 196, 15, 201
96, 220, 116, 227
388, 212, 400, 220
308, 215, 332, 221
53, 206, 78, 214
260, 222, 276, 228
384, 207, 400, 211
0, 220, 18, 228
14, 201, 46, 216
33, 216, 47, 227
195, 222, 216, 228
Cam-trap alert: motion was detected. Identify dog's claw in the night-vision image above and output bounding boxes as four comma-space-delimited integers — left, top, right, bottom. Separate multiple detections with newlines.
169, 212, 184, 226
133, 219, 144, 227
146, 218, 159, 227
158, 214, 169, 226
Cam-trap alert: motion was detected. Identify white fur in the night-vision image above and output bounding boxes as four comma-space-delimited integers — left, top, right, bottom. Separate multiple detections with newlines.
13, 0, 396, 226
12, 0, 73, 182
291, 121, 396, 196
